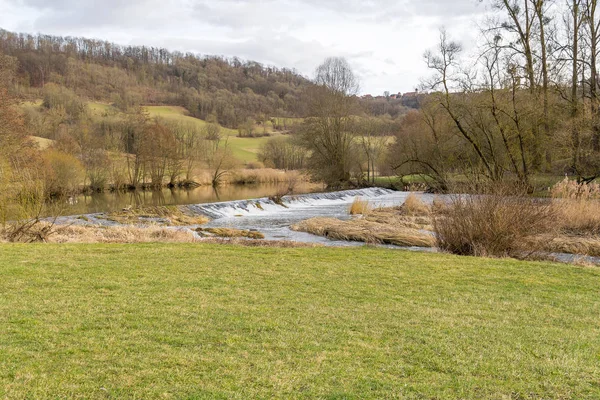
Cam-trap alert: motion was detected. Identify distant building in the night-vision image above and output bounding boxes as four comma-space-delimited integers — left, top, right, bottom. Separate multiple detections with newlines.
402, 89, 419, 98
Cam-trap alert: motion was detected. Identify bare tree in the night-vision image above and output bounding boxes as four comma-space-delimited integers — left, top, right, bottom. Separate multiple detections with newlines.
299, 57, 360, 187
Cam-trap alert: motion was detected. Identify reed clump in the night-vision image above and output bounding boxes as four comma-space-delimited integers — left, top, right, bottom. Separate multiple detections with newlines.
551, 177, 600, 199
550, 178, 600, 235
349, 197, 371, 215
401, 193, 430, 216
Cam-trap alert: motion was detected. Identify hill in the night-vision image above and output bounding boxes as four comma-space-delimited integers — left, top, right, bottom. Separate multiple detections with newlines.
0, 28, 311, 129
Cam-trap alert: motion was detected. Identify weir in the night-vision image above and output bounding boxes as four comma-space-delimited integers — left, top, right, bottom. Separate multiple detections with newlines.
185, 187, 395, 219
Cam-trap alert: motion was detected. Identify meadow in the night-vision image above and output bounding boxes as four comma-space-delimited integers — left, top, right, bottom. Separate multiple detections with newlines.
24, 100, 284, 164
142, 105, 277, 164
1, 243, 599, 398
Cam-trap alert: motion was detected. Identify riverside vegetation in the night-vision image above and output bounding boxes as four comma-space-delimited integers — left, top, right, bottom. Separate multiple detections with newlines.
294, 181, 600, 261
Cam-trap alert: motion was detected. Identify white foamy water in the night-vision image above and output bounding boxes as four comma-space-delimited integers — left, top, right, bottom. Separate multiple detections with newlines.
190, 188, 429, 246
187, 187, 397, 219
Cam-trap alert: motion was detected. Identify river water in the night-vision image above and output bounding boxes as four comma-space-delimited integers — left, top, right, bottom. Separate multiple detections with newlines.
52, 182, 324, 216
192, 187, 430, 247
55, 187, 600, 264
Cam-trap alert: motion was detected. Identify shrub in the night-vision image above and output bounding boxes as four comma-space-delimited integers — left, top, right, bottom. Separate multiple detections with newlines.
245, 161, 265, 170
42, 149, 85, 196
434, 187, 555, 258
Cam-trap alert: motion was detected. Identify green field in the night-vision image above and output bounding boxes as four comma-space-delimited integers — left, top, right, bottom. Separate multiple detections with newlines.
1, 244, 599, 398
143, 105, 277, 163
23, 100, 278, 164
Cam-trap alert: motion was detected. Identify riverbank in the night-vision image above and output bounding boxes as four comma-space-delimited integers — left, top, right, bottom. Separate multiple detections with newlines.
1, 243, 598, 398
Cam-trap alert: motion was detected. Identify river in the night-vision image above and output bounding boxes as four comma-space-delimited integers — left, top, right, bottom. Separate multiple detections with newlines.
51, 182, 324, 216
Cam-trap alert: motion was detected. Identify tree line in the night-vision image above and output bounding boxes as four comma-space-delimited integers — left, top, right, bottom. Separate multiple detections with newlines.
389, 0, 600, 190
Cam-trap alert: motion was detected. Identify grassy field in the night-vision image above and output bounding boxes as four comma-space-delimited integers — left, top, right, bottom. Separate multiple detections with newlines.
1, 244, 599, 398
24, 100, 278, 164
143, 105, 277, 163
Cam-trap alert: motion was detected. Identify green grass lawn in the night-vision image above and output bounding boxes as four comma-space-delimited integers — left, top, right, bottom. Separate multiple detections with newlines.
1, 244, 599, 398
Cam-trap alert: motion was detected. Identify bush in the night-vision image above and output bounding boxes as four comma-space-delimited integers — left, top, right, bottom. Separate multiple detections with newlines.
434, 187, 555, 258
42, 149, 85, 196
42, 83, 87, 121
245, 161, 265, 170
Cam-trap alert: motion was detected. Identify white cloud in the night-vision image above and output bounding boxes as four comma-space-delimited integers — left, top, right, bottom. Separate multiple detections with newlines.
0, 0, 488, 94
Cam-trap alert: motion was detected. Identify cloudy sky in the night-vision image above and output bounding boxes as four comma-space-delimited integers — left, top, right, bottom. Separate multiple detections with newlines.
0, 0, 490, 94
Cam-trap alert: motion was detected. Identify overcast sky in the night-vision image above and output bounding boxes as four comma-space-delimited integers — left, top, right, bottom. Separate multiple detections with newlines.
0, 0, 490, 94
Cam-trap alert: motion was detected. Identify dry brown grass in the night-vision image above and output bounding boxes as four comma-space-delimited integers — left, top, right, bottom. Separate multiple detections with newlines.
181, 168, 311, 187
363, 207, 433, 230
48, 224, 196, 243
549, 178, 600, 236
292, 217, 435, 247
553, 199, 600, 235
551, 177, 600, 199
532, 234, 600, 257
227, 168, 306, 185
196, 227, 265, 239
401, 193, 431, 216
349, 197, 371, 215
103, 206, 209, 226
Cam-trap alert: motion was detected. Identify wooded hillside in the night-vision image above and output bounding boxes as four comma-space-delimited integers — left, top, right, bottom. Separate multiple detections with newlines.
0, 29, 311, 128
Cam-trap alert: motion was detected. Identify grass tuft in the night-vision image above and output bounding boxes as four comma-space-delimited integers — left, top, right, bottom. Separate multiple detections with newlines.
349, 197, 371, 215
401, 193, 430, 216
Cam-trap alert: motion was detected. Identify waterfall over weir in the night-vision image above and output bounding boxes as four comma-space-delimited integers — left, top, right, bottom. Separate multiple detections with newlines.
185, 187, 395, 219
